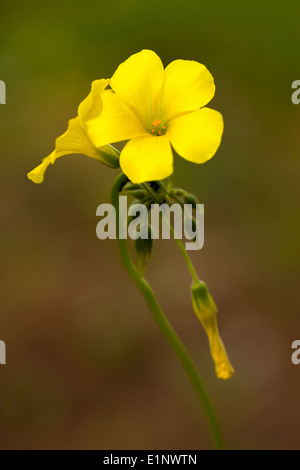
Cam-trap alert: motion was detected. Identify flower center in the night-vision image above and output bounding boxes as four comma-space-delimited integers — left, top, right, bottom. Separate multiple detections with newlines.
151, 119, 167, 136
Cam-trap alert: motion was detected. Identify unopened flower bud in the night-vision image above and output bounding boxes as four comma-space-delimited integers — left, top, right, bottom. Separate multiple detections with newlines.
191, 280, 234, 380
134, 226, 154, 275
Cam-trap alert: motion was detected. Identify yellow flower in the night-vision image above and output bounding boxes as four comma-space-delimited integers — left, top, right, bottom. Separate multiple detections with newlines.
191, 280, 234, 380
87, 49, 224, 183
27, 79, 119, 184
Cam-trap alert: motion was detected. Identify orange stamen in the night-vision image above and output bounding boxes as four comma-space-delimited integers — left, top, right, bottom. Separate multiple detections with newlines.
151, 119, 167, 136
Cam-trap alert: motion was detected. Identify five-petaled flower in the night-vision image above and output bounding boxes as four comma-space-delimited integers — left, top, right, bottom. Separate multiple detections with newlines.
27, 79, 119, 184
88, 49, 223, 183
28, 50, 223, 184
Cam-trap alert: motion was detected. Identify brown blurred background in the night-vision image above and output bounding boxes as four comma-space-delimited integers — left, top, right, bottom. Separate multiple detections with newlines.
1, 0, 300, 450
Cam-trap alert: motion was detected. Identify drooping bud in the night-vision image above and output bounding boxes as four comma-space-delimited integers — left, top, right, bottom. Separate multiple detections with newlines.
191, 280, 234, 380
134, 225, 154, 275
171, 188, 187, 197
183, 193, 199, 208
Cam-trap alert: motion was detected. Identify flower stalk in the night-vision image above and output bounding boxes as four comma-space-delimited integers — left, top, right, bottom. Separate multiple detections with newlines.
112, 172, 226, 450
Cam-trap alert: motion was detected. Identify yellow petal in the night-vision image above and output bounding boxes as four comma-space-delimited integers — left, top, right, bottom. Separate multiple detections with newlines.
27, 117, 120, 183
168, 107, 223, 164
56, 116, 119, 167
110, 49, 164, 125
191, 281, 234, 380
27, 152, 55, 184
87, 90, 146, 148
120, 134, 173, 183
55, 116, 103, 160
159, 60, 215, 120
78, 79, 109, 128
206, 324, 235, 380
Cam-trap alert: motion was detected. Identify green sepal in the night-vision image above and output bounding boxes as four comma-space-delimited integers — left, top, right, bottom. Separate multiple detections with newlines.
171, 188, 187, 197
98, 145, 120, 169
127, 189, 147, 200
183, 193, 199, 207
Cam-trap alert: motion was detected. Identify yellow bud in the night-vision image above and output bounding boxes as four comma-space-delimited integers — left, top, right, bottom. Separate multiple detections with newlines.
191, 281, 234, 380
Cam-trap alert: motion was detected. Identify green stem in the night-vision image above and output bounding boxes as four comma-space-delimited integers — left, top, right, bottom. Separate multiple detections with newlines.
111, 173, 225, 450
168, 223, 199, 284
141, 182, 161, 203
141, 185, 198, 283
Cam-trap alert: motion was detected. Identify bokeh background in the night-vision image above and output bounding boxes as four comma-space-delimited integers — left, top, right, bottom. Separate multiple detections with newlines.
1, 0, 300, 450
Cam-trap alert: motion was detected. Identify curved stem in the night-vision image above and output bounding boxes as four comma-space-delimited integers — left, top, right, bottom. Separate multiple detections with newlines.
168, 224, 199, 283
111, 173, 225, 450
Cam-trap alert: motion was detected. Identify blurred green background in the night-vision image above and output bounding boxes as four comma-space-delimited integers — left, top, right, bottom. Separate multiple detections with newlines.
1, 0, 300, 450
